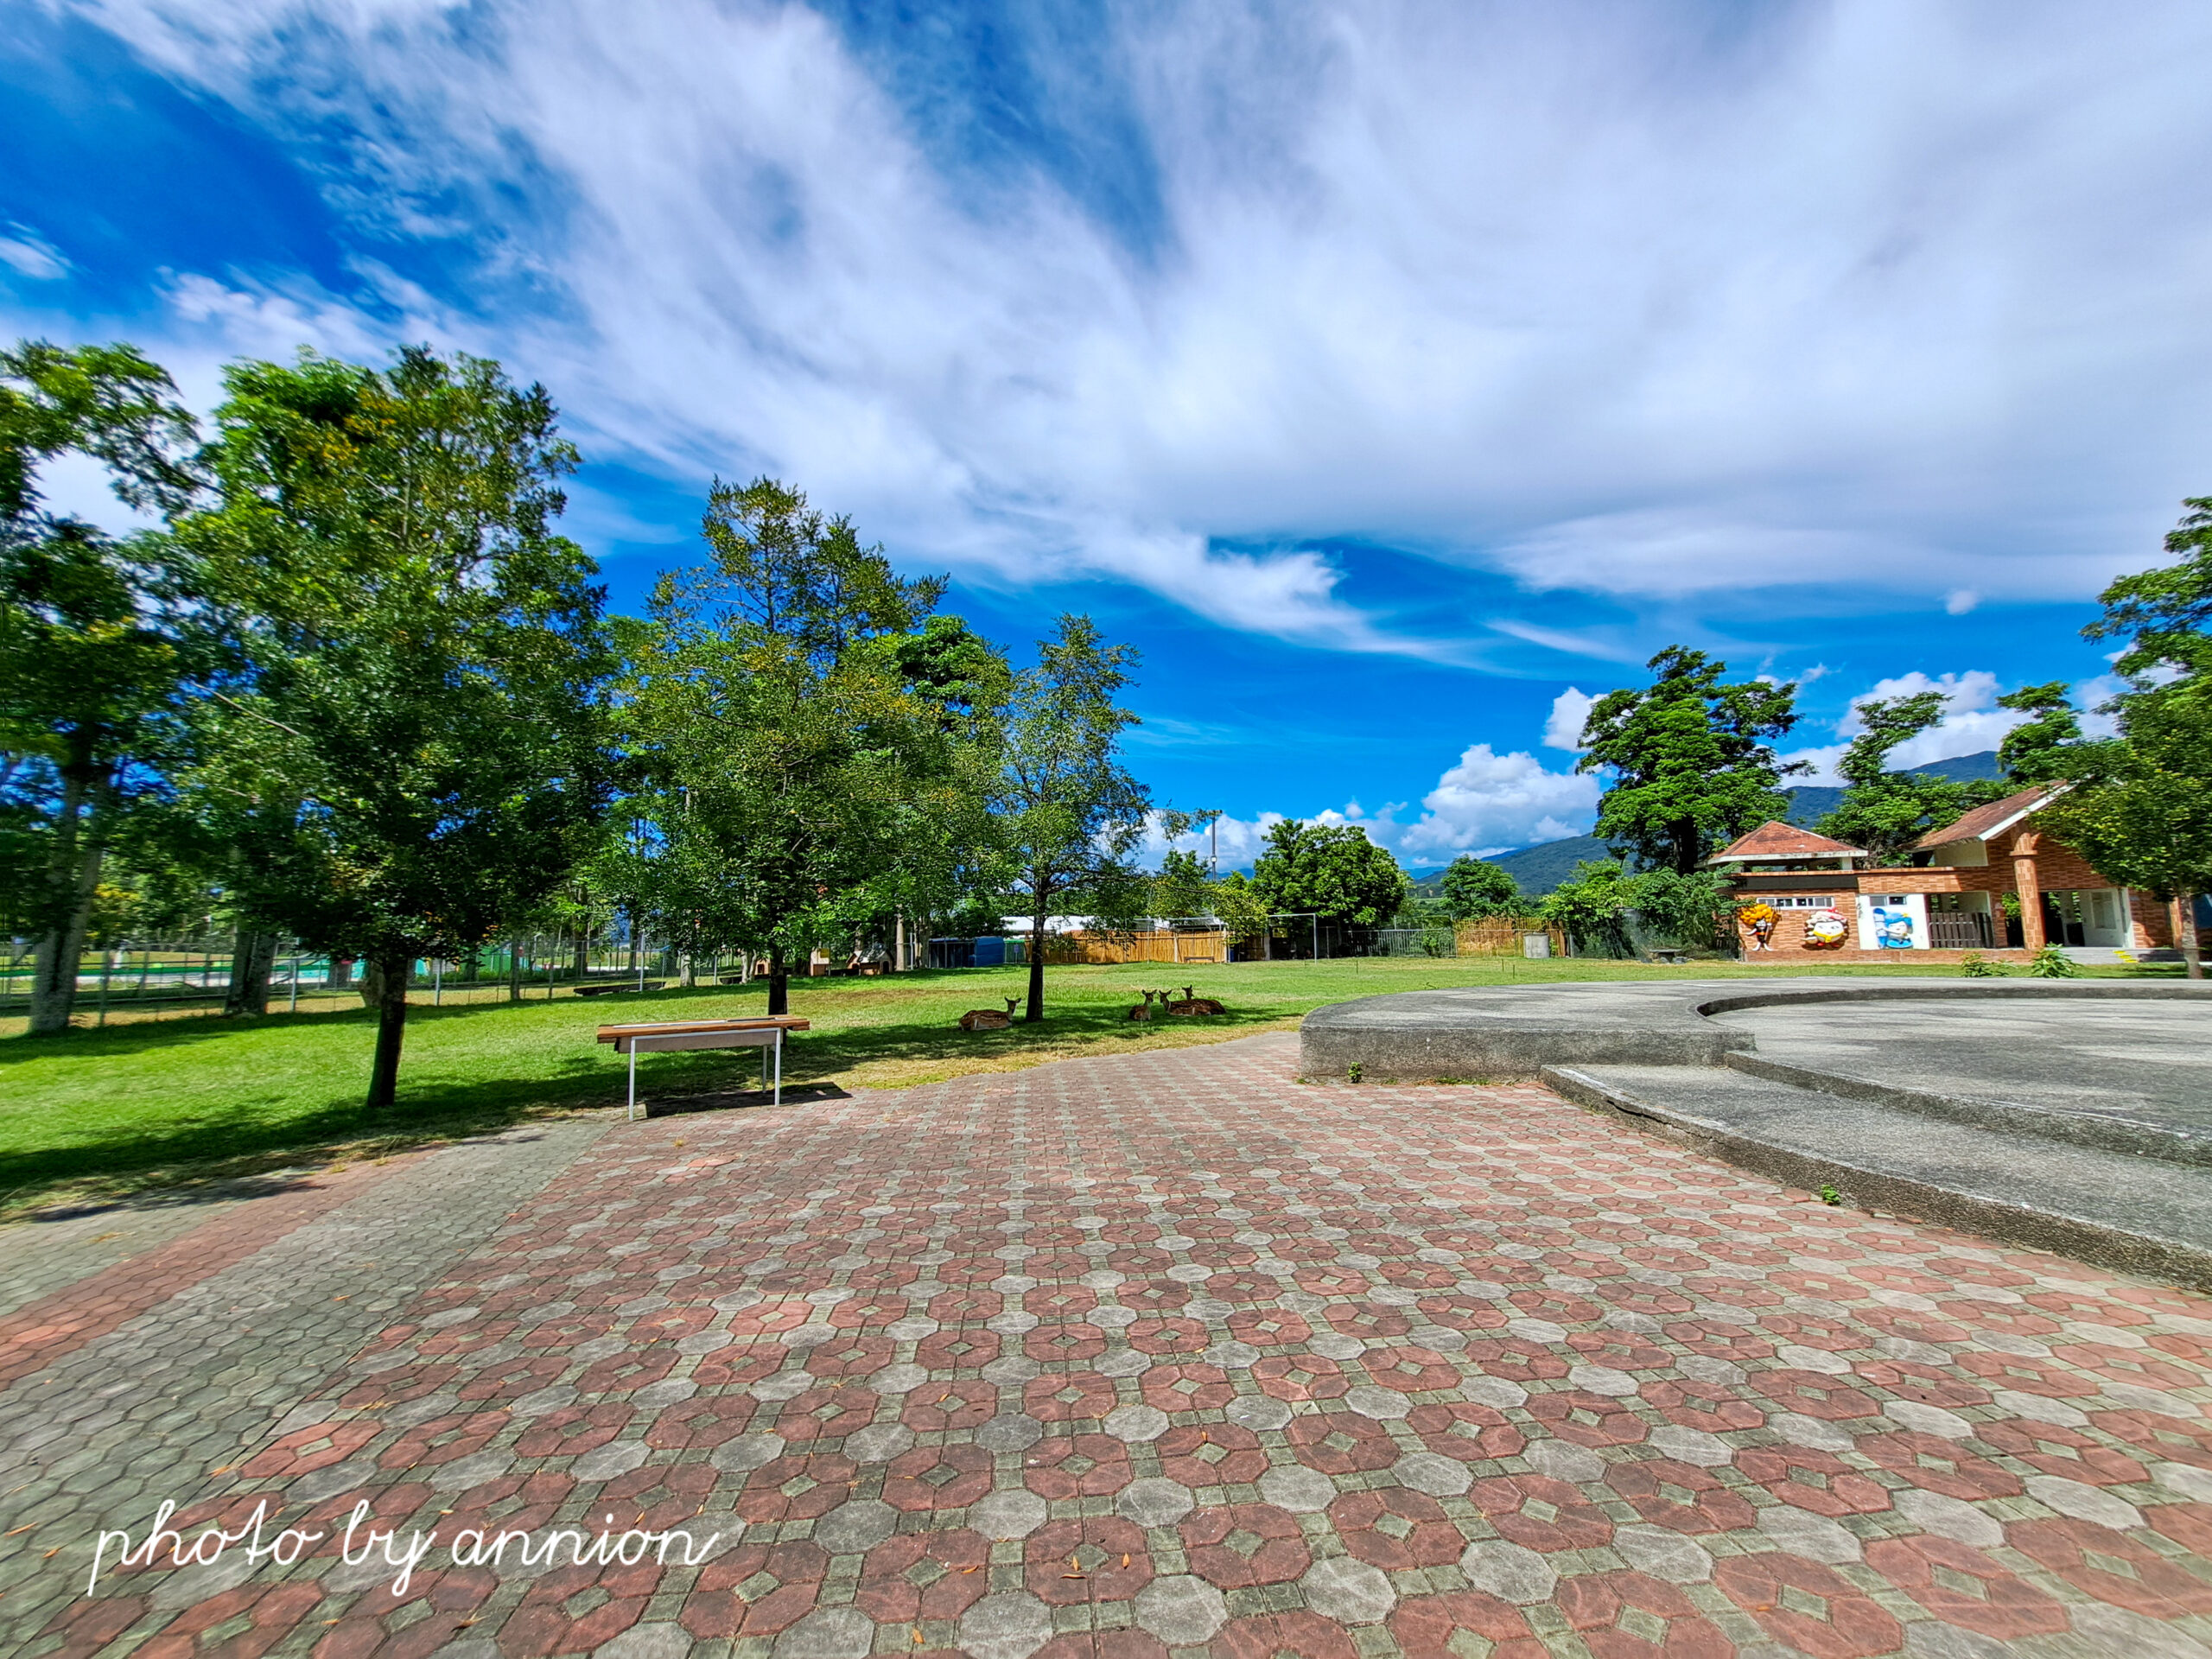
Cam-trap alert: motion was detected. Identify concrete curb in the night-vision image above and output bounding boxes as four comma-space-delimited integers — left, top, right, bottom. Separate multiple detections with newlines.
1718, 1050, 2212, 1167
1541, 1064, 2212, 1293
1298, 976, 2212, 1083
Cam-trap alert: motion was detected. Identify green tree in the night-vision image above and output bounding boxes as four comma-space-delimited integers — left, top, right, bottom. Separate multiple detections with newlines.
174, 346, 618, 1104
0, 340, 199, 1034
1994, 683, 2083, 784
2035, 689, 2211, 977
1438, 855, 1522, 921
993, 615, 1180, 1021
1152, 848, 1215, 924
1249, 821, 1407, 930
1537, 859, 1643, 957
2037, 498, 2212, 977
1815, 693, 1983, 864
627, 478, 964, 1014
1633, 868, 1740, 951
1579, 647, 1803, 875
1210, 868, 1272, 950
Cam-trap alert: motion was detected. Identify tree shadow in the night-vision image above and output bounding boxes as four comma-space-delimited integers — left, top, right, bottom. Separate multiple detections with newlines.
0, 978, 1267, 1211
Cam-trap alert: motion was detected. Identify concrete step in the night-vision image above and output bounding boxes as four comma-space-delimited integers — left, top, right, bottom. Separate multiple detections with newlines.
1541, 1061, 2212, 1291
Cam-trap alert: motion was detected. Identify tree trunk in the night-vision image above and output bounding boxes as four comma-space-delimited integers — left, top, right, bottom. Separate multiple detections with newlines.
2174, 895, 2204, 981
766, 946, 789, 1016
1025, 901, 1047, 1022
571, 927, 590, 982
365, 951, 410, 1107
223, 931, 279, 1016
507, 938, 523, 1002
461, 947, 480, 984
359, 957, 385, 1008
27, 772, 104, 1036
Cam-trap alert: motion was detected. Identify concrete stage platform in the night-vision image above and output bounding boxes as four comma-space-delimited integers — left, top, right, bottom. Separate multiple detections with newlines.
1301, 978, 2212, 1287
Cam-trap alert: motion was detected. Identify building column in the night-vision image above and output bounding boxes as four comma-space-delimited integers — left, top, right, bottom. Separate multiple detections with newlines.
2012, 832, 2045, 952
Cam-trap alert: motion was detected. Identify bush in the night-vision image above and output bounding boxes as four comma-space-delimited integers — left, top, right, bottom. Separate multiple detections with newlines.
2026, 944, 2078, 978
1633, 869, 1740, 953
1959, 951, 2005, 977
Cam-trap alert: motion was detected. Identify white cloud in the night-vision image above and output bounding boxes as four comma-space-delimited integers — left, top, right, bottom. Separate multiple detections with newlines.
1782, 668, 2032, 781
1945, 588, 1980, 614
1398, 744, 1599, 860
0, 226, 69, 280
1144, 736, 1597, 870
1542, 687, 1593, 752
33, 0, 2212, 645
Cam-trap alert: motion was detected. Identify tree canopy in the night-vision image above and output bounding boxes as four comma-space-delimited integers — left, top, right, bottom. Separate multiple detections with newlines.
2, 341, 200, 1034
1438, 855, 1522, 921
625, 478, 974, 1014
173, 346, 618, 1103
2038, 499, 2212, 976
1249, 821, 1407, 927
992, 615, 1176, 1020
1815, 693, 1997, 864
1579, 647, 1803, 875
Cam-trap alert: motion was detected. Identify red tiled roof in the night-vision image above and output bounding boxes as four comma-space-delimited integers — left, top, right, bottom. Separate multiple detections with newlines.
1914, 783, 2064, 849
1712, 821, 1866, 861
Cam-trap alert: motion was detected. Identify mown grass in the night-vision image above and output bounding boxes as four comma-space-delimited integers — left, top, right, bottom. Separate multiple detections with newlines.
0, 953, 2178, 1217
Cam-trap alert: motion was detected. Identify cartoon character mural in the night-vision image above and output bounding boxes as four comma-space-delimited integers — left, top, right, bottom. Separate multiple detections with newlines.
1870, 905, 1918, 949
1802, 908, 1849, 949
1737, 902, 1777, 950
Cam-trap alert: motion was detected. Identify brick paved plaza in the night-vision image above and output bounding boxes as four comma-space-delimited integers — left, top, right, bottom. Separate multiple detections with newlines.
5, 1031, 2212, 1657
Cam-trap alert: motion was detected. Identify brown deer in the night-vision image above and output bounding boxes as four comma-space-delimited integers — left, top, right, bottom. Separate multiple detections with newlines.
1165, 985, 1225, 1016
959, 997, 1020, 1032
1126, 989, 1160, 1021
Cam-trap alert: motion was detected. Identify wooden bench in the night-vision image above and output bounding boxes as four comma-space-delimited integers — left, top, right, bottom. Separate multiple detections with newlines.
595, 1016, 810, 1119
575, 981, 665, 997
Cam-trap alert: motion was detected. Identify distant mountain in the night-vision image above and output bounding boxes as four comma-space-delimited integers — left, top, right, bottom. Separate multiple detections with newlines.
1455, 751, 2006, 898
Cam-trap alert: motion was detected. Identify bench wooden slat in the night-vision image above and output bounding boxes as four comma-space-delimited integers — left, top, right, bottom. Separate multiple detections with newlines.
594, 1016, 810, 1044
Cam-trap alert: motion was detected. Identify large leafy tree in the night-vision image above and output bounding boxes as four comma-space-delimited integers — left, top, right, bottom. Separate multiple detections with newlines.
1578, 647, 1803, 875
0, 340, 199, 1034
1438, 855, 1522, 921
993, 615, 1178, 1021
626, 478, 976, 1013
1993, 682, 2083, 784
1815, 693, 1986, 864
174, 346, 617, 1104
1249, 821, 1408, 930
1152, 849, 1216, 923
2037, 498, 2212, 977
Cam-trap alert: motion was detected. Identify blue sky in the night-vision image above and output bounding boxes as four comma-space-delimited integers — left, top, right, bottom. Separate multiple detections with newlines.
8, 1, 2211, 868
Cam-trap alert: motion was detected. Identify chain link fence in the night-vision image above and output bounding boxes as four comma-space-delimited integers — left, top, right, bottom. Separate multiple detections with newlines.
1, 931, 680, 1027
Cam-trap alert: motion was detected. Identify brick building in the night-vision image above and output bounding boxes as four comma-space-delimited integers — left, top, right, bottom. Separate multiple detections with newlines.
1710, 785, 2185, 964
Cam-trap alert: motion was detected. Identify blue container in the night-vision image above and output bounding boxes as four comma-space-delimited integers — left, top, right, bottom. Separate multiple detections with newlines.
972, 936, 1006, 967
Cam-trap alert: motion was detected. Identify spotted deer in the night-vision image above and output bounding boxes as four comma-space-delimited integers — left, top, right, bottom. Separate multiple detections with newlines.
959, 997, 1020, 1031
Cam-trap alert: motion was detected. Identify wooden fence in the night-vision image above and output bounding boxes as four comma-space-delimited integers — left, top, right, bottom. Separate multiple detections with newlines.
1018, 930, 1233, 966
1453, 917, 1567, 957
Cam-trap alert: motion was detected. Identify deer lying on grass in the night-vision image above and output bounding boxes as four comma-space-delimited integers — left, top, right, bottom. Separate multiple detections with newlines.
1164, 985, 1226, 1016
959, 997, 1020, 1032
1126, 989, 1159, 1021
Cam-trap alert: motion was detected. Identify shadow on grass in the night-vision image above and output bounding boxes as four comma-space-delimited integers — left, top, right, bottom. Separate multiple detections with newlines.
0, 981, 1268, 1214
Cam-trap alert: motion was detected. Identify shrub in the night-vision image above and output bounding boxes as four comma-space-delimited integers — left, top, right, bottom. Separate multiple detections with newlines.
2026, 944, 2078, 978
1960, 951, 2005, 977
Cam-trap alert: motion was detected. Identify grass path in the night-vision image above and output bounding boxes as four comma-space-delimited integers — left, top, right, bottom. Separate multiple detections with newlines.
0, 955, 2170, 1217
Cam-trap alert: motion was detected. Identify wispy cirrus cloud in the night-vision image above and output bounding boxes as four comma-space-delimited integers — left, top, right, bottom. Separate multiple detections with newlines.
31, 0, 2212, 662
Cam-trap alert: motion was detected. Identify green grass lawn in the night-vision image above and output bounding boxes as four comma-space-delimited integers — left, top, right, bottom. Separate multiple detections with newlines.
0, 953, 2180, 1218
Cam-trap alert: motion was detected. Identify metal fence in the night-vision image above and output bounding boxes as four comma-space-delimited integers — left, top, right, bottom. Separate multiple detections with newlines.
1, 931, 680, 1027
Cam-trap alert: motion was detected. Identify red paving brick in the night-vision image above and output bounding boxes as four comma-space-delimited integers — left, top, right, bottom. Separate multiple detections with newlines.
24, 1033, 2212, 1655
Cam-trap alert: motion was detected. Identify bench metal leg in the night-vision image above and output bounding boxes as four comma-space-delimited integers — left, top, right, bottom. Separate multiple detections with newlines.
628, 1046, 639, 1122
773, 1030, 782, 1106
